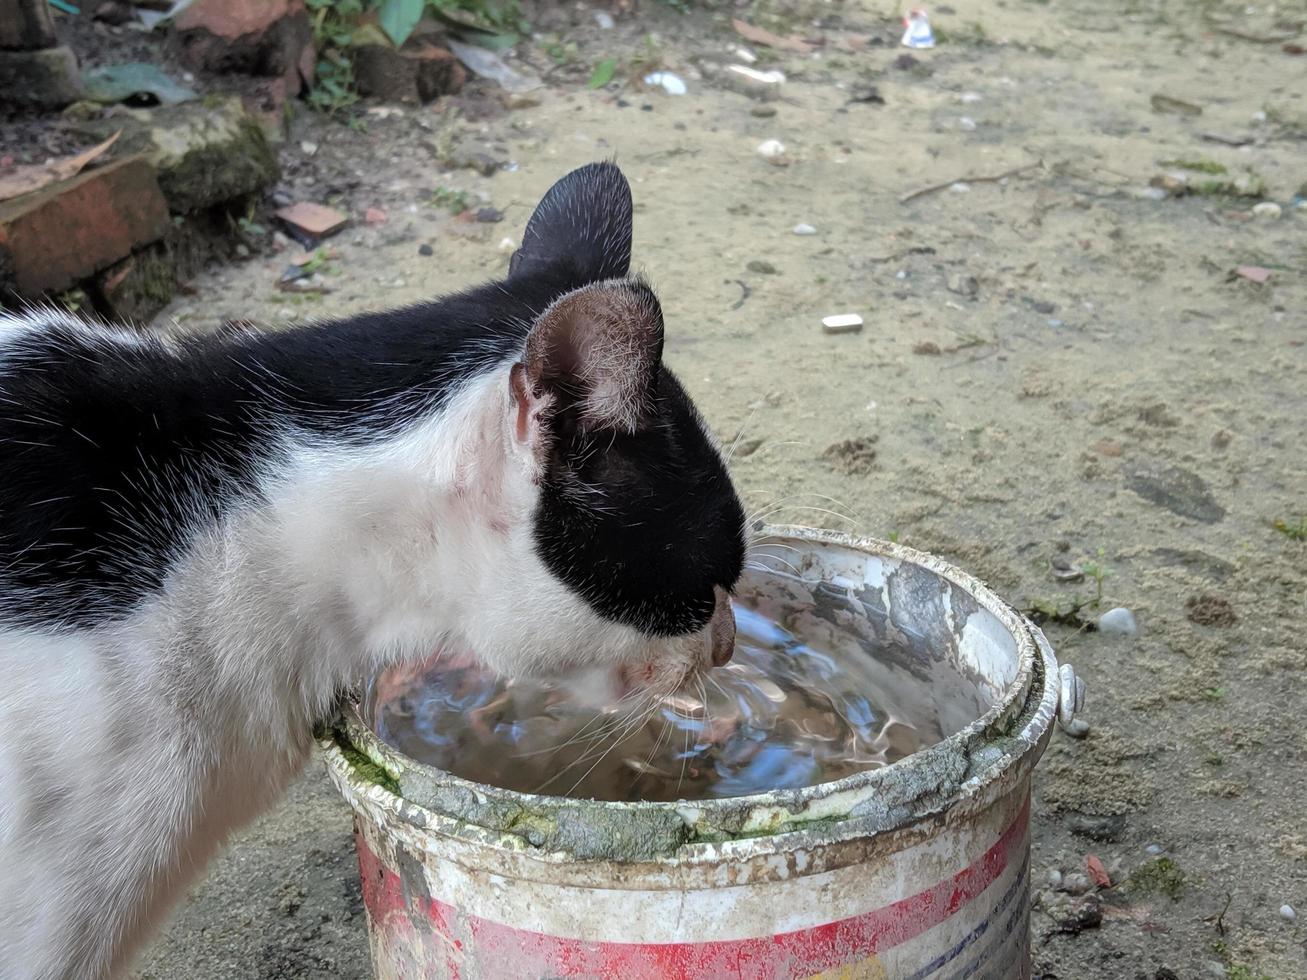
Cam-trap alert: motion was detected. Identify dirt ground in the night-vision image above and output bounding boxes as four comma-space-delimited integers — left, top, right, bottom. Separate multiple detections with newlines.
127, 0, 1305, 976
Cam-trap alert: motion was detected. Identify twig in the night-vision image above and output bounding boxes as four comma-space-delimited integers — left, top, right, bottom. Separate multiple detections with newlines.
729, 279, 751, 311
1212, 26, 1301, 43
899, 161, 1043, 204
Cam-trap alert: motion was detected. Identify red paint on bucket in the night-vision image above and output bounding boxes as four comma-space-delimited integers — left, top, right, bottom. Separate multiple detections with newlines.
356, 800, 1029, 978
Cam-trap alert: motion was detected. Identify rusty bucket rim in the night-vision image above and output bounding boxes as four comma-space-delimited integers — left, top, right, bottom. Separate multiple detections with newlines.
321, 526, 1058, 857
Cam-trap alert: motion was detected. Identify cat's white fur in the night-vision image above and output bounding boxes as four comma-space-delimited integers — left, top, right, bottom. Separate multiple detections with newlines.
0, 313, 726, 980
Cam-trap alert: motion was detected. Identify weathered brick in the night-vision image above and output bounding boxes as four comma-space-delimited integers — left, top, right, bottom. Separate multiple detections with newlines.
354, 43, 466, 103
0, 155, 169, 296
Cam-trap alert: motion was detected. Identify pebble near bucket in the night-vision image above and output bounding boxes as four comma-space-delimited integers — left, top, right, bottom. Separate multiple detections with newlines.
320, 528, 1073, 979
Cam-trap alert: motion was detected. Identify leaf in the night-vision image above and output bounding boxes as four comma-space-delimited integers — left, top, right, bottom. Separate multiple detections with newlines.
732, 18, 815, 53
0, 131, 120, 204
1086, 855, 1111, 888
464, 31, 519, 51
348, 23, 392, 48
377, 0, 424, 48
588, 57, 617, 89
83, 63, 197, 105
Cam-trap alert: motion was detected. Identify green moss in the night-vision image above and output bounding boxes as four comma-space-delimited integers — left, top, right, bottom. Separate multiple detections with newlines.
1160, 158, 1227, 175
156, 114, 278, 214
1126, 857, 1187, 899
338, 738, 400, 795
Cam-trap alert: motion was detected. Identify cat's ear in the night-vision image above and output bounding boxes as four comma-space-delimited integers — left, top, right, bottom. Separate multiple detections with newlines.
509, 161, 633, 284
515, 280, 663, 435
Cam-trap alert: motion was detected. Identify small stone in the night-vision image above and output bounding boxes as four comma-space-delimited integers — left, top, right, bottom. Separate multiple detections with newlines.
475, 207, 504, 223
1211, 429, 1232, 450
1046, 869, 1064, 888
1136, 186, 1170, 201
950, 182, 970, 193
793, 223, 817, 235
756, 138, 787, 160
1060, 873, 1093, 896
1280, 904, 1296, 921
418, 243, 434, 256
912, 341, 942, 356
947, 273, 979, 298
958, 116, 977, 131
821, 313, 864, 335
94, 1, 135, 26
1251, 201, 1282, 219
364, 207, 387, 226
300, 140, 318, 156
959, 91, 983, 103
750, 105, 777, 118
1093, 438, 1123, 457
746, 260, 777, 275
234, 242, 250, 258
594, 10, 615, 28
1145, 843, 1164, 855
1064, 718, 1091, 738
1097, 607, 1138, 635
1047, 892, 1102, 933
1068, 813, 1127, 842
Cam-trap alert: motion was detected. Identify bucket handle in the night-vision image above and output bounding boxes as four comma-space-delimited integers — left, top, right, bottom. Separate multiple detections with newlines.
1056, 663, 1086, 730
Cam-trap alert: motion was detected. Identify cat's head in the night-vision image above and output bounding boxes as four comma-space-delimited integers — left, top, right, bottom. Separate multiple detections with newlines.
463, 163, 746, 695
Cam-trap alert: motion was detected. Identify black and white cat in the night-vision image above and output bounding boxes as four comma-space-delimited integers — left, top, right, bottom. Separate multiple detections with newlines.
0, 162, 746, 980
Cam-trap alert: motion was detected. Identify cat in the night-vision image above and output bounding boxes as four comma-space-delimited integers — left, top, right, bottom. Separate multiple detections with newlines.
0, 161, 746, 980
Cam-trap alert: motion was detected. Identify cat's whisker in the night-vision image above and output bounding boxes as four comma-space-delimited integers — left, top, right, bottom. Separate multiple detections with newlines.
722, 405, 760, 466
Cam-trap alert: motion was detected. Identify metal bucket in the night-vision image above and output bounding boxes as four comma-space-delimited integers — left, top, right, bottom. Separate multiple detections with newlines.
320, 527, 1081, 979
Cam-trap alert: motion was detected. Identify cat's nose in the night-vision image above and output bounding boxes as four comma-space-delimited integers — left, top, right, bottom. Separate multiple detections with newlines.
708, 586, 736, 667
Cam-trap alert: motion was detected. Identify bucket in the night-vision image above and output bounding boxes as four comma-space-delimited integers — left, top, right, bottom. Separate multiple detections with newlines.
320, 527, 1082, 979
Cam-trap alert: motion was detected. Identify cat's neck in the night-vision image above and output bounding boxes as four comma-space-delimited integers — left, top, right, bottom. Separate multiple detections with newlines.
120, 363, 531, 754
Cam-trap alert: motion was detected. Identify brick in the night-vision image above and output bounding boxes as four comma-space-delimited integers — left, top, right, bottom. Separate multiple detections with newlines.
0, 155, 169, 296
354, 43, 466, 103
171, 0, 312, 96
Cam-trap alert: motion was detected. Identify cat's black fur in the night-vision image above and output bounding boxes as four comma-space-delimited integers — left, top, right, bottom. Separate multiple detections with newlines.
0, 162, 744, 637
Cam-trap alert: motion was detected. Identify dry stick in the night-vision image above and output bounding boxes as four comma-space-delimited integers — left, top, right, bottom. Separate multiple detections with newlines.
899, 161, 1043, 205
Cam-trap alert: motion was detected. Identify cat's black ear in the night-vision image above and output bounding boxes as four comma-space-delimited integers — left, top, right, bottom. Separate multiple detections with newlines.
518, 280, 663, 434
509, 161, 633, 284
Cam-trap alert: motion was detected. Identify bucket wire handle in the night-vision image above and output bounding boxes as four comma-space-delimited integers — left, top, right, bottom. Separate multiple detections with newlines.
1057, 663, 1086, 729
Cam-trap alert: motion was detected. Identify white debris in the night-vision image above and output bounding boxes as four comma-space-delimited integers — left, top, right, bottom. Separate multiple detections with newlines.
644, 71, 687, 96
821, 313, 864, 335
793, 223, 817, 235
756, 138, 787, 158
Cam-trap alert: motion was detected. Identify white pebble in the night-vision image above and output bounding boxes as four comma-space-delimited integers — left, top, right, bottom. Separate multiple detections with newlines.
1281, 904, 1297, 921
958, 116, 977, 131
950, 182, 971, 193
300, 140, 318, 156
821, 313, 864, 335
959, 91, 983, 103
793, 223, 817, 236
732, 46, 757, 64
498, 236, 516, 252
1097, 607, 1138, 635
1252, 202, 1282, 219
1046, 869, 1064, 888
1145, 843, 1164, 855
593, 10, 615, 28
756, 138, 787, 158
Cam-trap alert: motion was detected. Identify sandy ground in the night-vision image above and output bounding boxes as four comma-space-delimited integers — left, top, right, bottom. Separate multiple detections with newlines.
133, 0, 1305, 976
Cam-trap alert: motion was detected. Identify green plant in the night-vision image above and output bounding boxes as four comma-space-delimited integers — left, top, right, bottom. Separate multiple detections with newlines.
1126, 857, 1186, 900
540, 33, 579, 65
426, 185, 474, 213
588, 57, 617, 88
1080, 549, 1112, 606
303, 0, 524, 115
1273, 516, 1307, 540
